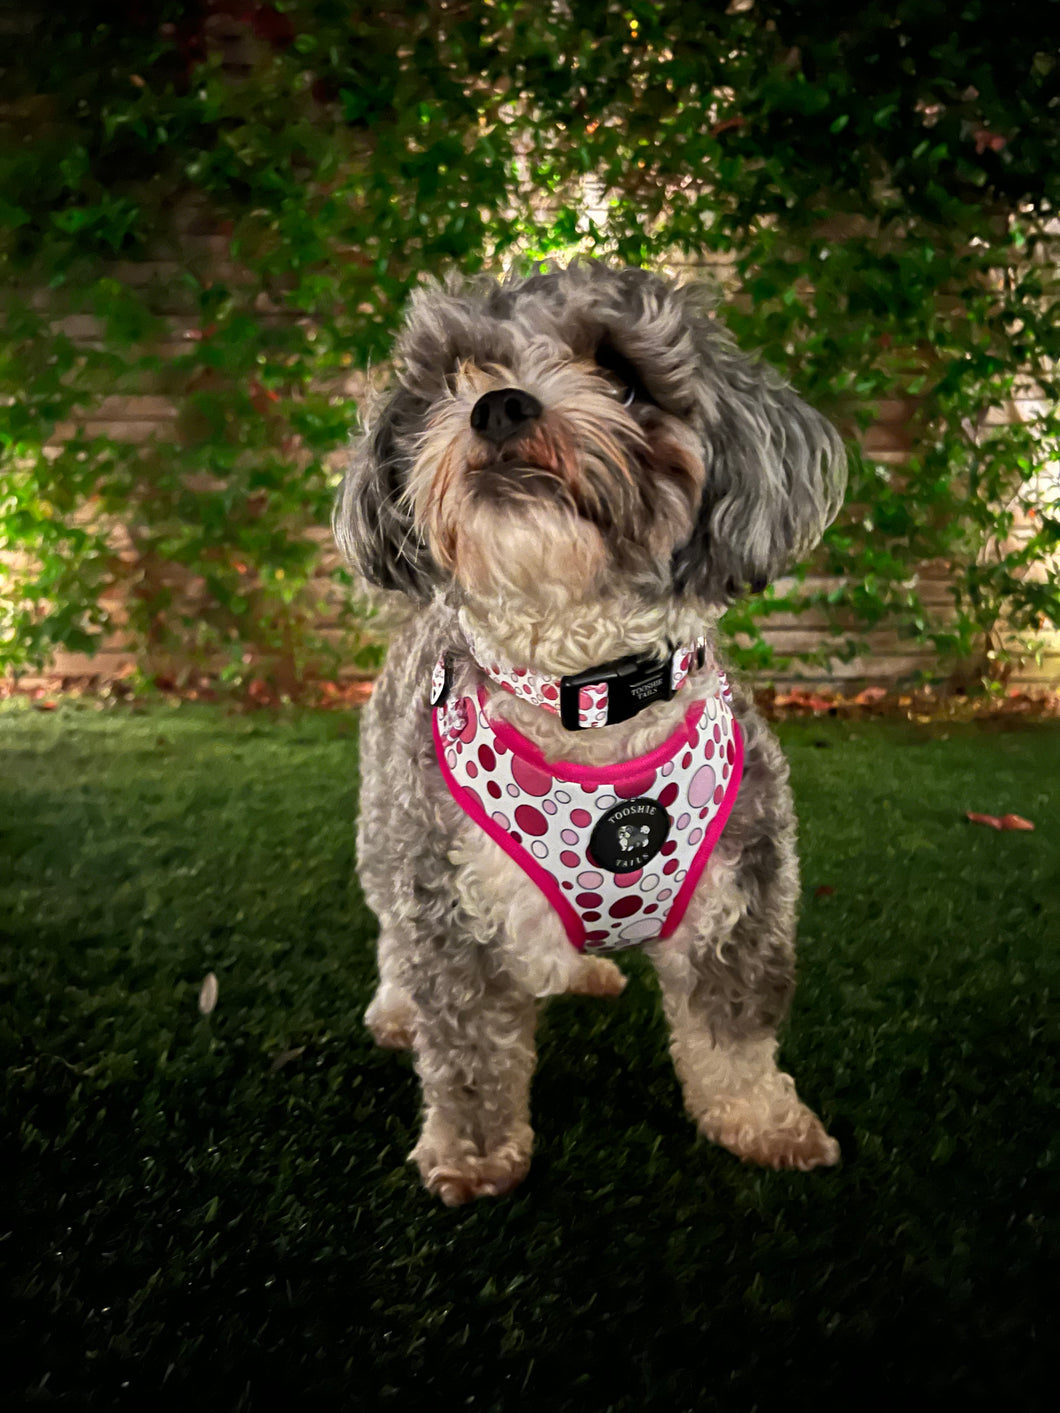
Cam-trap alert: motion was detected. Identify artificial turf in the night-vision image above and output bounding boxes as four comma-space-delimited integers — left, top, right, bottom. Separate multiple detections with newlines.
1, 699, 1056, 1411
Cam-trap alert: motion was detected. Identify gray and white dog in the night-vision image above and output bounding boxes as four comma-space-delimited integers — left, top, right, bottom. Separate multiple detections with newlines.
334, 261, 845, 1205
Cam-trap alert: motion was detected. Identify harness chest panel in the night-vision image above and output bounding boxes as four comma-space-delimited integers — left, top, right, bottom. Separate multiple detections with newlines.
433, 683, 744, 953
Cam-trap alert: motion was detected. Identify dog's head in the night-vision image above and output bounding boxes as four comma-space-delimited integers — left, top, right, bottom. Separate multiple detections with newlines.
334, 261, 845, 612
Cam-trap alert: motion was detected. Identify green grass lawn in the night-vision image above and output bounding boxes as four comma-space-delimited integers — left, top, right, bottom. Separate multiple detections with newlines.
1, 700, 1056, 1411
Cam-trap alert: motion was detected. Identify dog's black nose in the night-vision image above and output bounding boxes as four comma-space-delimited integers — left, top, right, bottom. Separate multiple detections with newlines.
469, 388, 543, 443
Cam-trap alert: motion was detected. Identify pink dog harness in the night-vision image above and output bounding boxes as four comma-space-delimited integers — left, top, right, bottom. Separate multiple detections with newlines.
432, 670, 744, 953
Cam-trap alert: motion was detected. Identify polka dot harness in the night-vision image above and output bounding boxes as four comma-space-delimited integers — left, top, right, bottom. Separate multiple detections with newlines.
432, 667, 744, 953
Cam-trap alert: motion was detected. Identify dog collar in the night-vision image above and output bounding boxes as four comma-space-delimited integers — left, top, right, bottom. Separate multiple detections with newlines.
456, 627, 719, 730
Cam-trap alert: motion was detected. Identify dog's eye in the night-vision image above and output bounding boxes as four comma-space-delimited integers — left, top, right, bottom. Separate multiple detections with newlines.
599, 375, 636, 406
595, 340, 646, 408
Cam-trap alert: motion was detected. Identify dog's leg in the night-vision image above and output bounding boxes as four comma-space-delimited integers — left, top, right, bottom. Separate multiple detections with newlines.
365, 980, 417, 1050
408, 955, 537, 1205
649, 844, 839, 1172
364, 927, 418, 1050
564, 955, 627, 997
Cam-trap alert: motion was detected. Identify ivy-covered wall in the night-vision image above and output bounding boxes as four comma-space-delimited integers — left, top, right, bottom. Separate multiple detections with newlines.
2, 2, 1058, 690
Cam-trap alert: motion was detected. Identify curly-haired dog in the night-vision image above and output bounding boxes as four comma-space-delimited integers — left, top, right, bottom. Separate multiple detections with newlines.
334, 261, 846, 1205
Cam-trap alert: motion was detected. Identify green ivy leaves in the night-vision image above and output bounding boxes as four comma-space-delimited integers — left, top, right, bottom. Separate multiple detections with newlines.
1, 1, 1059, 687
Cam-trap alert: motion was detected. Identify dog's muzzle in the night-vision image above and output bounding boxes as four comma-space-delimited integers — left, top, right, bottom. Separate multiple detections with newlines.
470, 388, 543, 444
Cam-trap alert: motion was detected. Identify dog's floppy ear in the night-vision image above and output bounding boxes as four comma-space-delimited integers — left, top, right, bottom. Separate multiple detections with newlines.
671, 324, 846, 603
332, 385, 438, 600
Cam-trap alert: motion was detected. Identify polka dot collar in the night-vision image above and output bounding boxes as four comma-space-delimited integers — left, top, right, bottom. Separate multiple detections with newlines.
432, 679, 744, 953
461, 624, 708, 730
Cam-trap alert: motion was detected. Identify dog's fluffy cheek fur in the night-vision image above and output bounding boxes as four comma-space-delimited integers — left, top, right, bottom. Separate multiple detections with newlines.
450, 501, 608, 606
642, 422, 707, 560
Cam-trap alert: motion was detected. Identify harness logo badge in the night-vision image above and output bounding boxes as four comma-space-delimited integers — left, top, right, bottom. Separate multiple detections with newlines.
589, 798, 670, 873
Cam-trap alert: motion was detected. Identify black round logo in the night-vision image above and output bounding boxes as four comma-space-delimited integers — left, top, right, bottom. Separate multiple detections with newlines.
589, 797, 670, 873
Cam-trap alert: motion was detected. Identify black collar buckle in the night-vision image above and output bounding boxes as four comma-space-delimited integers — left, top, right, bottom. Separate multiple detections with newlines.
559, 649, 674, 731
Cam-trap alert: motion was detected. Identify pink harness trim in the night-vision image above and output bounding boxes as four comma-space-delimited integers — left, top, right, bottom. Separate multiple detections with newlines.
433, 685, 744, 953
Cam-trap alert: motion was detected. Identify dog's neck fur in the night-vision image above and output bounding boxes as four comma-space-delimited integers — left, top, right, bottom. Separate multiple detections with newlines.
457, 595, 711, 679
454, 592, 720, 768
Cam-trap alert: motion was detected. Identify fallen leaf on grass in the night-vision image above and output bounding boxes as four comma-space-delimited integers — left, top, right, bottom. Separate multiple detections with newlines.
33, 700, 58, 712
317, 678, 375, 708
814, 885, 835, 898
774, 689, 835, 712
269, 1046, 306, 1073
198, 972, 219, 1014
966, 811, 1035, 831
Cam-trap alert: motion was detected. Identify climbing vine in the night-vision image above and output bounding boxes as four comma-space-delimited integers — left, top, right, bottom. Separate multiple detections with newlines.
2, 1, 1058, 686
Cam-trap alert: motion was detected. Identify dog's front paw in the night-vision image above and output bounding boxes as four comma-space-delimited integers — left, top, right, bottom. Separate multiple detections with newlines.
410, 1126, 533, 1206
565, 956, 627, 998
365, 985, 417, 1050
701, 1098, 840, 1171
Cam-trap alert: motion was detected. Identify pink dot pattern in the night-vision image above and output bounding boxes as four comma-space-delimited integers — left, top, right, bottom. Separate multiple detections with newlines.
434, 682, 742, 954
670, 646, 694, 693
577, 681, 609, 728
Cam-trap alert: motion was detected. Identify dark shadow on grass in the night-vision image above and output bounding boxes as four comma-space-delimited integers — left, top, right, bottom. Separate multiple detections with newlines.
2, 707, 1056, 1411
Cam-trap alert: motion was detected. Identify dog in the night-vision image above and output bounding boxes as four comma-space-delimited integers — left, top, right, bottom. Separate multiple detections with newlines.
334, 260, 846, 1204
